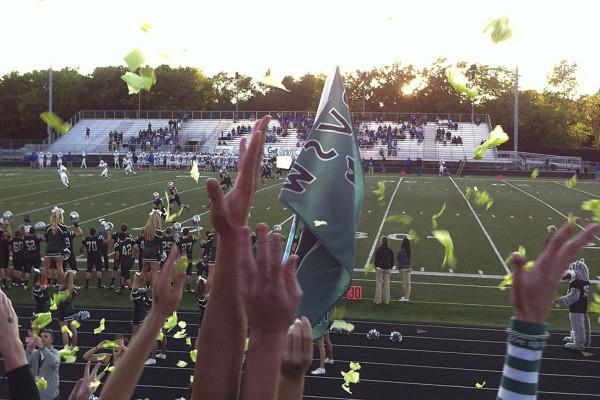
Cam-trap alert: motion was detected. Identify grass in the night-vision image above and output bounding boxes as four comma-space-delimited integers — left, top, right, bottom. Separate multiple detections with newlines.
1, 167, 599, 332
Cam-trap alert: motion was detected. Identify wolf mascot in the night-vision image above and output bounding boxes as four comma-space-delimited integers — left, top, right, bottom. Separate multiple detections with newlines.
555, 259, 591, 350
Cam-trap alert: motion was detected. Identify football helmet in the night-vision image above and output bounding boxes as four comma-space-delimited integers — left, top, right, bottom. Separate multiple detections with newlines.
3, 210, 14, 221
173, 222, 182, 233
273, 225, 282, 234
168, 182, 174, 188
153, 192, 160, 200
192, 215, 201, 226
34, 221, 46, 231
69, 211, 80, 224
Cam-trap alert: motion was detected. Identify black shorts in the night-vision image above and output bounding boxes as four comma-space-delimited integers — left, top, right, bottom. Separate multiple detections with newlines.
121, 262, 133, 279
0, 253, 9, 268
169, 195, 181, 206
59, 312, 76, 323
113, 261, 120, 271
87, 257, 103, 272
12, 256, 25, 271
185, 259, 193, 275
24, 257, 40, 272
65, 254, 77, 270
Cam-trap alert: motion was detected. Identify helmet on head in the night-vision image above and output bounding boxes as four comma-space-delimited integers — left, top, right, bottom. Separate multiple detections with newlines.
69, 211, 80, 224
3, 210, 14, 221
173, 222, 182, 233
34, 221, 46, 231
168, 182, 174, 188
153, 192, 160, 200
105, 222, 114, 231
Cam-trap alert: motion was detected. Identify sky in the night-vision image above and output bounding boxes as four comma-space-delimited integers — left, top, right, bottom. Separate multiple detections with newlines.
1, 0, 599, 95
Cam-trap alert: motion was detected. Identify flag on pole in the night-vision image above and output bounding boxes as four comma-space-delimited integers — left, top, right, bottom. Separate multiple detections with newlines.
279, 67, 364, 339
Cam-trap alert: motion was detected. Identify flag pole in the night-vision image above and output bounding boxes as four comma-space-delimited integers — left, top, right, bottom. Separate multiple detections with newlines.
282, 214, 298, 263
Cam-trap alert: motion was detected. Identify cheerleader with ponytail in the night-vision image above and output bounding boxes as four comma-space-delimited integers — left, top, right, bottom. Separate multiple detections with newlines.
43, 207, 69, 285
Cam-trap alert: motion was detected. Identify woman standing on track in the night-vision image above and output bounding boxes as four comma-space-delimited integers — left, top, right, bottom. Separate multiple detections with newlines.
142, 210, 163, 287
57, 270, 78, 348
397, 237, 412, 302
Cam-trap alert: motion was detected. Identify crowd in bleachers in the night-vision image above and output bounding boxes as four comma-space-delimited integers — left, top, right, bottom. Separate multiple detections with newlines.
127, 122, 180, 152
356, 121, 425, 151
435, 123, 463, 146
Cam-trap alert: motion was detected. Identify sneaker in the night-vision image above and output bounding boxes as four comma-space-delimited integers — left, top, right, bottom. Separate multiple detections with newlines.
155, 353, 167, 359
564, 342, 583, 351
144, 358, 157, 366
311, 367, 326, 375
562, 336, 573, 343
399, 297, 410, 302
23, 285, 28, 291
324, 358, 334, 365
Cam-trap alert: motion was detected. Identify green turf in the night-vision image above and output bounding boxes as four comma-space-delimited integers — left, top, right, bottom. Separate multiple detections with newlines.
1, 167, 599, 331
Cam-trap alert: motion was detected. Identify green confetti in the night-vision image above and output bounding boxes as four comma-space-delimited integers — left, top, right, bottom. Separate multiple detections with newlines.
163, 312, 178, 332
475, 381, 486, 389
106, 366, 115, 373
70, 320, 80, 329
473, 125, 509, 160
94, 318, 105, 334
349, 362, 361, 371
408, 229, 419, 243
446, 68, 479, 100
581, 199, 600, 223
178, 320, 187, 329
185, 337, 192, 347
61, 324, 73, 337
332, 306, 346, 321
50, 290, 70, 310
465, 187, 474, 200
340, 363, 361, 395
58, 346, 79, 363
385, 214, 413, 225
96, 354, 108, 362
157, 330, 164, 342
244, 337, 250, 352
364, 263, 376, 277
566, 174, 577, 188
314, 220, 328, 227
175, 257, 188, 274
531, 169, 539, 179
473, 190, 494, 210
498, 273, 513, 291
176, 360, 188, 368
102, 341, 117, 349
567, 212, 576, 226
31, 312, 52, 331
483, 17, 512, 44
90, 379, 101, 390
330, 320, 355, 332
174, 329, 187, 339
432, 230, 456, 268
431, 203, 446, 230
373, 181, 386, 204
40, 112, 71, 134
190, 349, 197, 363
140, 23, 152, 32
36, 377, 48, 390
121, 72, 154, 95
123, 48, 145, 71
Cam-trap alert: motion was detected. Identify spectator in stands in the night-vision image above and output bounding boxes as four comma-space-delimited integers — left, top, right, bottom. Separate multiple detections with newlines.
416, 157, 424, 176
397, 237, 411, 302
26, 329, 60, 400
86, 127, 90, 138
373, 237, 394, 305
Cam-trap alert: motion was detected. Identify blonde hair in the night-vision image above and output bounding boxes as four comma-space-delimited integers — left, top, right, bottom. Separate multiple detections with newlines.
50, 208, 64, 233
143, 211, 162, 241
3, 221, 13, 237
64, 270, 76, 296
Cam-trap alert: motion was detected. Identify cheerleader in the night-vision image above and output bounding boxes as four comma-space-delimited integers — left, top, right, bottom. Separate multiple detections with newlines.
43, 208, 68, 284
57, 270, 78, 348
31, 269, 49, 315
141, 211, 163, 287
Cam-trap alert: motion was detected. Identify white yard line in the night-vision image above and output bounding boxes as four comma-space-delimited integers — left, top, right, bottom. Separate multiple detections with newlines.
448, 176, 509, 273
363, 178, 403, 269
553, 181, 600, 199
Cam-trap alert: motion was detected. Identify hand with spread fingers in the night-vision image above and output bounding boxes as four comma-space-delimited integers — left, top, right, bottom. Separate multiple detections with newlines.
509, 221, 599, 323
69, 361, 105, 400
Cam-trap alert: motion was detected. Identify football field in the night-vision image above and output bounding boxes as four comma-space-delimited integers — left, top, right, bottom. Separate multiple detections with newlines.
1, 167, 599, 331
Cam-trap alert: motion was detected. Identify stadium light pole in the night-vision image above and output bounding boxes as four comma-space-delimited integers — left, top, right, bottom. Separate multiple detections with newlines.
48, 67, 53, 145
514, 66, 519, 152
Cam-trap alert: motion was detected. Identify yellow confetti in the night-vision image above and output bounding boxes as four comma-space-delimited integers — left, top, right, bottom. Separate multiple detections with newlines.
531, 169, 539, 179
174, 329, 187, 339
94, 318, 105, 334
70, 320, 81, 329
40, 112, 71, 134
475, 381, 486, 389
190, 160, 200, 183
446, 68, 479, 100
163, 312, 178, 332
61, 324, 73, 338
408, 229, 419, 243
566, 175, 577, 188
106, 366, 115, 373
58, 346, 79, 363
340, 363, 361, 395
175, 257, 188, 275
50, 290, 70, 310
190, 349, 197, 363
123, 48, 145, 71
473, 189, 494, 210
567, 212, 576, 226
156, 330, 164, 342
176, 360, 188, 368
36, 377, 48, 390
483, 17, 512, 44
314, 220, 328, 227
140, 23, 152, 32
431, 203, 446, 230
386, 215, 413, 225
581, 351, 595, 357
32, 312, 53, 331
416, 329, 428, 334
372, 181, 386, 204
244, 337, 250, 352
330, 320, 355, 332
364, 263, 375, 277
165, 191, 185, 223
90, 379, 101, 390
50, 303, 57, 311
432, 230, 456, 268
102, 341, 117, 349
121, 72, 154, 95
473, 126, 509, 160
178, 320, 187, 329
96, 354, 108, 362
349, 362, 361, 371
498, 273, 513, 291
259, 69, 289, 92
581, 199, 600, 223
185, 337, 192, 347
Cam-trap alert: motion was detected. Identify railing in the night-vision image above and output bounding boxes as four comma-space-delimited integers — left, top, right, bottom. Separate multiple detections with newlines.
74, 110, 491, 124
496, 150, 582, 170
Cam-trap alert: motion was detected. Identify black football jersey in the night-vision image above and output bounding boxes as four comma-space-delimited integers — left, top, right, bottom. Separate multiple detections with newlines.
162, 236, 176, 256
115, 236, 136, 265
176, 235, 197, 259
24, 236, 42, 258
82, 236, 104, 256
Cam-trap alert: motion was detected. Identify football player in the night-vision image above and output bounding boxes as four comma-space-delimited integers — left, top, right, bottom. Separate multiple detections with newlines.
113, 224, 138, 292
176, 226, 198, 292
161, 227, 176, 266
80, 227, 110, 289
99, 159, 111, 180
167, 182, 190, 211
57, 164, 71, 188
64, 212, 83, 273
153, 192, 167, 219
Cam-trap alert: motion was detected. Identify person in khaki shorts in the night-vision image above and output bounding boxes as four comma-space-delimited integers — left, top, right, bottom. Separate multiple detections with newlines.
373, 237, 394, 304
397, 237, 412, 301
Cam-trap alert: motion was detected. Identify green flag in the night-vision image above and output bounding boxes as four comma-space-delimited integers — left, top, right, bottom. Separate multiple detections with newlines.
279, 67, 364, 339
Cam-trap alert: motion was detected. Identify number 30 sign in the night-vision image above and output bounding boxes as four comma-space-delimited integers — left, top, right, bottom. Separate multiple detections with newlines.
346, 286, 362, 300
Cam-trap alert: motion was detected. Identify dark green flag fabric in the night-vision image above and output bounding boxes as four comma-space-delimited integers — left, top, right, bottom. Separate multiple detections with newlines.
279, 67, 364, 339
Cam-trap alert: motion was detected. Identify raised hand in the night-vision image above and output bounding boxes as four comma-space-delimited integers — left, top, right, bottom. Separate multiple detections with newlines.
69, 361, 105, 400
509, 222, 599, 323
151, 245, 186, 319
281, 317, 313, 376
240, 224, 302, 335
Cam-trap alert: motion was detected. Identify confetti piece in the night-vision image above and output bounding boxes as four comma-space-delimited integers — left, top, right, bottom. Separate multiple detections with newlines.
176, 360, 188, 368
314, 220, 328, 227
330, 320, 355, 332
102, 341, 117, 349
164, 312, 178, 332
157, 330, 164, 342
473, 125, 509, 160
581, 200, 600, 223
475, 381, 486, 389
473, 189, 494, 210
50, 303, 57, 311
465, 187, 473, 200
139, 66, 156, 89
408, 229, 419, 243
96, 354, 108, 362
431, 203, 446, 230
31, 312, 52, 331
581, 351, 595, 357
244, 337, 250, 352
567, 212, 576, 226
340, 363, 361, 394
123, 48, 145, 71
349, 362, 361, 371
94, 318, 105, 334
165, 191, 185, 223
190, 160, 200, 183
446, 68, 479, 100
531, 169, 539, 179
106, 366, 115, 373
174, 329, 187, 339
432, 230, 456, 268
190, 349, 197, 363
175, 257, 188, 275
259, 69, 289, 92
178, 320, 187, 329
364, 263, 375, 277
341, 383, 352, 395
70, 320, 81, 329
332, 306, 346, 321
386, 215, 413, 225
61, 324, 73, 337
140, 23, 152, 32
373, 181, 386, 204
483, 17, 512, 44
58, 346, 79, 363
90, 379, 101, 390
36, 377, 48, 390
50, 290, 70, 310
566, 174, 577, 188
416, 329, 428, 334
121, 72, 154, 95
40, 112, 71, 134
186, 337, 192, 347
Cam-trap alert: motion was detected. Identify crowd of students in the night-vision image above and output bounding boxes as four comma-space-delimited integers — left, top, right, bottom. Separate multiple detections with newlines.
0, 116, 597, 400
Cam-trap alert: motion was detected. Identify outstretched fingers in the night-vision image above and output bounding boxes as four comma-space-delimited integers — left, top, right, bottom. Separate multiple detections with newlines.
254, 224, 270, 280
206, 178, 231, 232
557, 223, 599, 270
283, 255, 302, 304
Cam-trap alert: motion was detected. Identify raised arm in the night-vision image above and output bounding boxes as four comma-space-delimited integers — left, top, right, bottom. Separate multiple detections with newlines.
498, 222, 598, 400
99, 246, 185, 400
277, 317, 312, 400
192, 116, 269, 400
